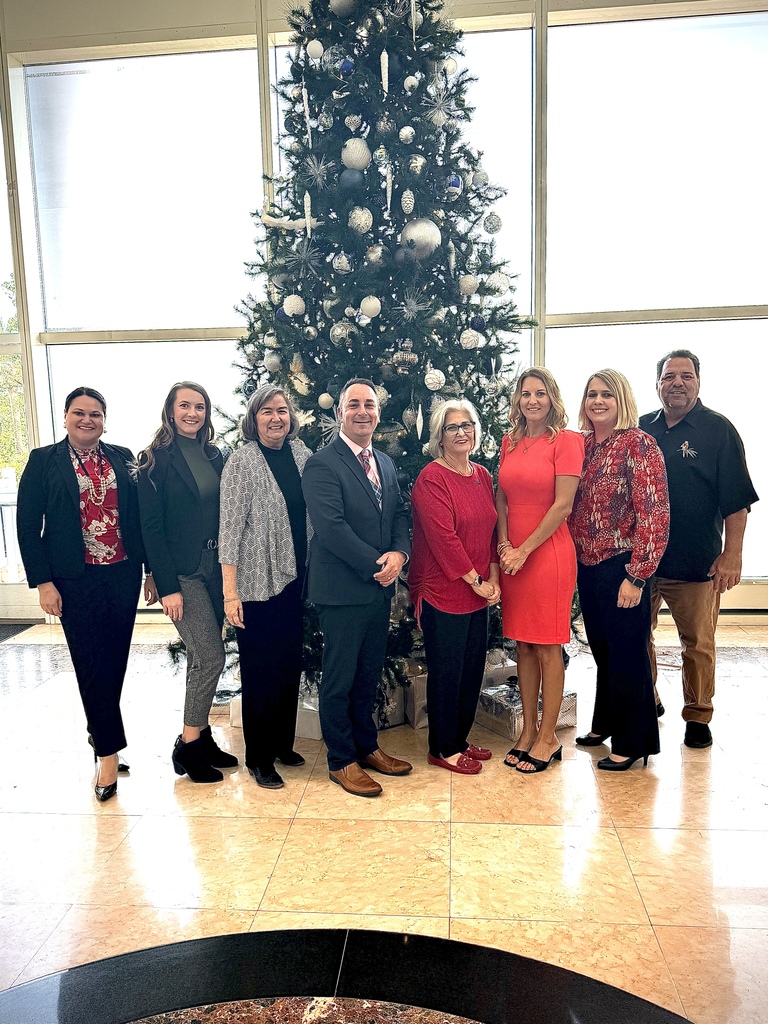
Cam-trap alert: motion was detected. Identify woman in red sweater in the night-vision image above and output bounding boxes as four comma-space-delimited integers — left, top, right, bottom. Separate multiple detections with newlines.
409, 400, 501, 775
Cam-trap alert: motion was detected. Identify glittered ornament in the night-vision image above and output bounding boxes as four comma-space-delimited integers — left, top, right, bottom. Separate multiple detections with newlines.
481, 435, 498, 457
321, 45, 346, 73
400, 217, 441, 259
264, 330, 280, 348
486, 271, 510, 294
360, 295, 381, 318
344, 114, 362, 131
375, 385, 389, 407
484, 213, 502, 234
341, 138, 371, 170
459, 328, 480, 350
304, 326, 319, 340
263, 352, 282, 372
392, 339, 419, 374
404, 75, 419, 93
470, 315, 486, 332
307, 40, 324, 60
399, 125, 415, 144
445, 173, 463, 200
318, 393, 335, 409
283, 294, 306, 317
401, 189, 415, 214
332, 252, 353, 274
290, 353, 305, 373
318, 110, 334, 130
290, 85, 303, 100
472, 168, 489, 187
289, 141, 303, 155
402, 405, 417, 428
372, 145, 389, 167
339, 168, 365, 189
365, 244, 391, 266
377, 114, 396, 134
424, 367, 446, 391
329, 0, 356, 14
459, 274, 479, 296
348, 206, 373, 233
291, 371, 312, 396
409, 154, 427, 176
329, 320, 357, 345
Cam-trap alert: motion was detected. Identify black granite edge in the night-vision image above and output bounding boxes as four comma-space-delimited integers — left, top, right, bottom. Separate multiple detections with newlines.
0, 929, 688, 1024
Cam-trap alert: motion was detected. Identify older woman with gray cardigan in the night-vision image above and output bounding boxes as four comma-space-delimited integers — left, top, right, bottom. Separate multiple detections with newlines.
219, 385, 312, 789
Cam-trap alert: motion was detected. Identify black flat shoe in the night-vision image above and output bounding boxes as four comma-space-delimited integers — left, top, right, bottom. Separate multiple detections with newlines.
276, 750, 305, 767
684, 721, 712, 748
248, 767, 285, 789
504, 748, 528, 768
597, 753, 649, 771
575, 733, 610, 746
516, 745, 563, 774
199, 725, 239, 769
656, 702, 665, 718
172, 735, 224, 783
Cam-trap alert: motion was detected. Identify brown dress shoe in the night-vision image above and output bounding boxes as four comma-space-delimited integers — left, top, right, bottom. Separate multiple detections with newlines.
361, 748, 413, 776
329, 763, 383, 797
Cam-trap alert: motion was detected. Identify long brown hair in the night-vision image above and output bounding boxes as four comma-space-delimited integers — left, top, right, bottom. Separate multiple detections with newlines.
138, 381, 215, 477
507, 367, 568, 449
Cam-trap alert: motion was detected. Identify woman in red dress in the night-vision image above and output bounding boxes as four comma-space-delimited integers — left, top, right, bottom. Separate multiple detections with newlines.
496, 369, 584, 774
409, 400, 500, 775
569, 369, 669, 770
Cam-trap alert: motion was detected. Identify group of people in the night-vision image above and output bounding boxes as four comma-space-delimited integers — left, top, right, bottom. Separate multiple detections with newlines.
16, 348, 757, 801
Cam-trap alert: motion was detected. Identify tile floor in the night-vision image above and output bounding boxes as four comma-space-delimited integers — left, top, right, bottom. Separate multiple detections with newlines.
0, 619, 766, 1024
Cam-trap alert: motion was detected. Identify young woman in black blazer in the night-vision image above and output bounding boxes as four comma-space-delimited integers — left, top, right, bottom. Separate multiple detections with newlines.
138, 382, 237, 783
17, 386, 154, 802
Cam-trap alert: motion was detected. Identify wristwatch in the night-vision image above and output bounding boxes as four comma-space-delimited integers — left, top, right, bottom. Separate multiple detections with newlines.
471, 575, 484, 587
626, 572, 646, 589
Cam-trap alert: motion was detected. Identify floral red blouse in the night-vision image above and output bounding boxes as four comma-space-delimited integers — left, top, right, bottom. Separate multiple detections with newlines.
69, 446, 127, 565
569, 428, 670, 581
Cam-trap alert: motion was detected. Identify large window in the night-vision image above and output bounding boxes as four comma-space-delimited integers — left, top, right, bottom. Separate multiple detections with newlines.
547, 14, 768, 313
25, 50, 263, 332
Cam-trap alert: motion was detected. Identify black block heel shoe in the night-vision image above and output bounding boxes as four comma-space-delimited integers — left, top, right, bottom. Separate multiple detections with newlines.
172, 735, 224, 783
516, 745, 563, 774
575, 733, 610, 746
199, 725, 239, 769
597, 753, 649, 772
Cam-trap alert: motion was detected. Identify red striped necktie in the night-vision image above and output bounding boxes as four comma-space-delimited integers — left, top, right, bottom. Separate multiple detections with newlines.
358, 448, 382, 507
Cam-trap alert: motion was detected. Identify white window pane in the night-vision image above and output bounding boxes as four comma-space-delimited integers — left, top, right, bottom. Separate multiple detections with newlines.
26, 51, 263, 331
464, 30, 533, 315
546, 320, 766, 578
45, 341, 244, 457
548, 14, 768, 313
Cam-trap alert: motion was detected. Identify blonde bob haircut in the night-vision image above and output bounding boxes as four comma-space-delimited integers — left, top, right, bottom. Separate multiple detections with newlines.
427, 399, 483, 459
578, 368, 639, 432
507, 367, 567, 449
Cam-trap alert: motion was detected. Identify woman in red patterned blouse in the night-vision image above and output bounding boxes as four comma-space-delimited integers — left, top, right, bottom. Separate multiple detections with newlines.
409, 400, 501, 775
569, 369, 670, 771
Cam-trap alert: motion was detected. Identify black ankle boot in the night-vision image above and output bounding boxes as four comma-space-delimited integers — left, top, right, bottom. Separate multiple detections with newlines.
172, 735, 224, 783
199, 725, 239, 769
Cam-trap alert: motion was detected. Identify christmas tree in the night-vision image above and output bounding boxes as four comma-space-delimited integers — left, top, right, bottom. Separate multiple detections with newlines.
234, 0, 531, 695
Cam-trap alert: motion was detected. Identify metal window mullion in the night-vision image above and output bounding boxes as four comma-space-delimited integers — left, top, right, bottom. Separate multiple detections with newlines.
532, 0, 548, 366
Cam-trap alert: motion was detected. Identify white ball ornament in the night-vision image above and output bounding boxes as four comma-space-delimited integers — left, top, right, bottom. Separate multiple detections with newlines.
306, 40, 324, 60
318, 393, 335, 410
400, 217, 442, 259
458, 274, 479, 297
484, 213, 502, 234
473, 168, 489, 187
348, 206, 373, 233
399, 125, 415, 144
283, 294, 306, 317
459, 328, 480, 350
360, 295, 382, 318
404, 76, 419, 93
263, 351, 282, 372
424, 367, 446, 391
332, 252, 353, 274
341, 138, 371, 170
486, 271, 510, 294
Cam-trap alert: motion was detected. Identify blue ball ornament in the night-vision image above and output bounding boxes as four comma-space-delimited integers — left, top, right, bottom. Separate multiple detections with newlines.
275, 308, 289, 322
339, 57, 355, 77
339, 168, 365, 189
470, 315, 486, 331
446, 173, 463, 200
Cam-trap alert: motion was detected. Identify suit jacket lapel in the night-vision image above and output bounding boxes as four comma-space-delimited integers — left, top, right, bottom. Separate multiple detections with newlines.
55, 439, 80, 510
334, 437, 381, 513
168, 443, 200, 498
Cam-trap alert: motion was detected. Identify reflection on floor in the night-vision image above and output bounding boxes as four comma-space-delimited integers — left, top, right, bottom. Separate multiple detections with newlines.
0, 619, 766, 1024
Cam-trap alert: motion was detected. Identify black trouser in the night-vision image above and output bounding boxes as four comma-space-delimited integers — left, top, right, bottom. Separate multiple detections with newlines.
420, 599, 489, 759
56, 560, 142, 757
577, 553, 660, 757
236, 577, 303, 773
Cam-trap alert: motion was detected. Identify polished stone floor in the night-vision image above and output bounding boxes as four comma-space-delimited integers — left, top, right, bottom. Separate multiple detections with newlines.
0, 618, 766, 1024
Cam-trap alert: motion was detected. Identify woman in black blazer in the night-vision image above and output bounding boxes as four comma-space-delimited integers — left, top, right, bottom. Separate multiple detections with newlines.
138, 382, 237, 783
17, 386, 154, 802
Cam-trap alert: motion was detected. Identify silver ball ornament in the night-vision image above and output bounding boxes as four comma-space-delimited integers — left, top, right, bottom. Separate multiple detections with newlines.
318, 393, 335, 410
348, 206, 373, 233
341, 138, 371, 170
458, 274, 479, 297
307, 40, 324, 60
400, 217, 441, 259
484, 213, 502, 234
486, 271, 510, 294
332, 252, 353, 274
459, 328, 480, 350
404, 76, 419, 93
473, 168, 490, 187
304, 326, 318, 340
263, 351, 282, 372
329, 0, 356, 14
360, 295, 382, 318
365, 244, 391, 266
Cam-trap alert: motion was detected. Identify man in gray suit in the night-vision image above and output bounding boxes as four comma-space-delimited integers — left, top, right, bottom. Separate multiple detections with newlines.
302, 378, 412, 796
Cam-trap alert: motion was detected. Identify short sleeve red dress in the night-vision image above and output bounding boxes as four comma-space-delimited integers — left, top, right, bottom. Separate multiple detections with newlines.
498, 429, 584, 644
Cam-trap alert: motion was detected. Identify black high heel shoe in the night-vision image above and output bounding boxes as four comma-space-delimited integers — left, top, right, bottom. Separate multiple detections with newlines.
89, 734, 130, 773
575, 732, 610, 747
94, 757, 118, 802
597, 753, 649, 772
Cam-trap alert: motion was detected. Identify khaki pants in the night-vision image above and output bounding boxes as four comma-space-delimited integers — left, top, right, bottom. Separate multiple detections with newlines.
650, 577, 720, 724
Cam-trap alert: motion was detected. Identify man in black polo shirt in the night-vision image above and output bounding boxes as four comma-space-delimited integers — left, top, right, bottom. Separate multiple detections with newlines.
639, 349, 758, 748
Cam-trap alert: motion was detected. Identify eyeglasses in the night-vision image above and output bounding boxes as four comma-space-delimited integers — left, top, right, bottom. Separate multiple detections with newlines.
443, 422, 475, 435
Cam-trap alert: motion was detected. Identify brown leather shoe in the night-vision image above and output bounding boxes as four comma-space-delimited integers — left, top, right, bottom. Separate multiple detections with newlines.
329, 763, 383, 797
360, 748, 413, 776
